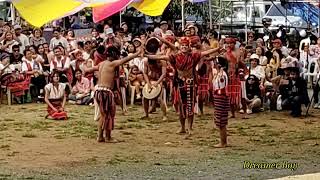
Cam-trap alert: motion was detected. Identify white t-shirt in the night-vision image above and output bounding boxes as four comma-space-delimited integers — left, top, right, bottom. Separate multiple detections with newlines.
0, 40, 20, 53
129, 56, 146, 72
50, 57, 71, 72
0, 63, 15, 74
49, 36, 69, 50
45, 83, 66, 100
21, 59, 43, 72
17, 34, 30, 53
250, 65, 265, 80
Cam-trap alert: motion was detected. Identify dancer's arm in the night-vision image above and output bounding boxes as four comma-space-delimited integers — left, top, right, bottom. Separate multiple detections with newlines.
145, 54, 170, 61
200, 47, 221, 58
112, 50, 141, 66
155, 35, 177, 51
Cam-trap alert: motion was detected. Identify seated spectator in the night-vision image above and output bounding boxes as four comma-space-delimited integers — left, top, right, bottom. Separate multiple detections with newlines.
10, 45, 23, 65
128, 65, 144, 99
68, 69, 91, 105
249, 54, 265, 84
44, 71, 68, 120
266, 49, 282, 80
243, 75, 262, 114
66, 29, 77, 50
49, 28, 68, 51
256, 46, 268, 67
28, 45, 45, 65
128, 42, 145, 72
29, 29, 46, 47
0, 53, 15, 75
280, 65, 310, 117
14, 25, 29, 53
22, 48, 46, 102
0, 31, 19, 53
37, 44, 50, 73
50, 45, 73, 83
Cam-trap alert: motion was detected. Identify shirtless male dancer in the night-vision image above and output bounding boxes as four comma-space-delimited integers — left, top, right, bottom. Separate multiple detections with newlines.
94, 46, 141, 142
146, 37, 222, 136
142, 58, 167, 120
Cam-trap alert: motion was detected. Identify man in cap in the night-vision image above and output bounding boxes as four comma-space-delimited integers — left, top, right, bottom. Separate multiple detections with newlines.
104, 28, 121, 49
146, 37, 222, 136
272, 38, 289, 57
14, 25, 29, 53
280, 63, 309, 117
249, 54, 265, 83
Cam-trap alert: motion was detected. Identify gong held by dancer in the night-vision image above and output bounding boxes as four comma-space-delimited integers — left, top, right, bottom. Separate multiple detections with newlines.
145, 37, 223, 137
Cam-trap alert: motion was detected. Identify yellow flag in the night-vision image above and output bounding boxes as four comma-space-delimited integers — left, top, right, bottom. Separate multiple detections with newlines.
13, 0, 84, 27
132, 0, 171, 16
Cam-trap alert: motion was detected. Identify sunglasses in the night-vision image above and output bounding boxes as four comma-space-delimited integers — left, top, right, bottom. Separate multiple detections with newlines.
13, 49, 19, 52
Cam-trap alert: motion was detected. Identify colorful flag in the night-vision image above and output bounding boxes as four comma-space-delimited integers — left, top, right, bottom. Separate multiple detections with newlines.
92, 0, 133, 23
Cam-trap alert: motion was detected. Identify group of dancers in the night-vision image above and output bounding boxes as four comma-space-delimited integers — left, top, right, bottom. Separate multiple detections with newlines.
93, 33, 244, 148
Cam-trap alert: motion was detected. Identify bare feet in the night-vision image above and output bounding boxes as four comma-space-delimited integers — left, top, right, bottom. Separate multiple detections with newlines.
122, 111, 128, 116
106, 138, 119, 143
97, 137, 105, 143
141, 116, 150, 120
162, 116, 168, 121
213, 143, 227, 148
149, 108, 156, 114
185, 129, 193, 139
176, 128, 186, 134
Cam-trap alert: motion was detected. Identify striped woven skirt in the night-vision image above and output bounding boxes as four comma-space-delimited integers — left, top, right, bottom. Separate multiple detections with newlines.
94, 88, 116, 131
213, 94, 230, 128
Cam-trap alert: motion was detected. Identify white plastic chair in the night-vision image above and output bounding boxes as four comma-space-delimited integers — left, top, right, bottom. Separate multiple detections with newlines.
303, 58, 319, 84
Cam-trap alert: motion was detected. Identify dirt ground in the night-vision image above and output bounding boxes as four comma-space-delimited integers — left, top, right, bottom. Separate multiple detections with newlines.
0, 103, 320, 180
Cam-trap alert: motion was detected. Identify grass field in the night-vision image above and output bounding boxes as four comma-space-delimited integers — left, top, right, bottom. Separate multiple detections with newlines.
0, 103, 319, 180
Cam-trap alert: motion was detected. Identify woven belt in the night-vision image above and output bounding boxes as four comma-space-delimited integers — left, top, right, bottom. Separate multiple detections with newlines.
96, 86, 112, 91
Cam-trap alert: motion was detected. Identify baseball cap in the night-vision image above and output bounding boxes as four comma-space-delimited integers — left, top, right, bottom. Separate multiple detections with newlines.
160, 21, 168, 25
250, 54, 259, 60
105, 28, 114, 35
14, 24, 22, 30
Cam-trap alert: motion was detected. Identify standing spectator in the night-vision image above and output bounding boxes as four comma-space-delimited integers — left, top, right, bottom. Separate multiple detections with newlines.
49, 29, 68, 51
310, 37, 320, 58
299, 44, 312, 73
246, 32, 257, 49
29, 29, 46, 47
14, 25, 29, 53
121, 22, 132, 42
209, 30, 219, 49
